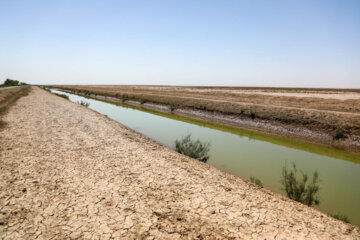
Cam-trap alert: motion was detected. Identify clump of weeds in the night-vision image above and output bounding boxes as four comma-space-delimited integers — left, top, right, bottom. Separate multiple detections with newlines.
281, 162, 320, 206
78, 100, 90, 107
250, 176, 263, 187
175, 134, 210, 163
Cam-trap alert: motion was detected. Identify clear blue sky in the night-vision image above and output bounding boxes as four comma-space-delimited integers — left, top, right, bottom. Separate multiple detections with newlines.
1, 0, 359, 87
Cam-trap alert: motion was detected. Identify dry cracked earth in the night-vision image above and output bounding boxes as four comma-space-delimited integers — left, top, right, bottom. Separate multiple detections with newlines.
0, 87, 359, 240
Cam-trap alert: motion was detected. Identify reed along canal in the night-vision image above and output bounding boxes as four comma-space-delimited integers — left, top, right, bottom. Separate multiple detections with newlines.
51, 89, 360, 226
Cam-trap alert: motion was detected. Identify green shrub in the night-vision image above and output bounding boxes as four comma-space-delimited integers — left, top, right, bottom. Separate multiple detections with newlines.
199, 104, 207, 111
140, 98, 147, 104
250, 176, 263, 187
55, 93, 69, 100
333, 127, 346, 140
331, 214, 350, 223
175, 134, 210, 163
78, 100, 90, 107
121, 94, 129, 102
83, 90, 91, 96
240, 108, 245, 114
250, 109, 256, 119
170, 103, 176, 112
42, 87, 51, 92
281, 163, 320, 206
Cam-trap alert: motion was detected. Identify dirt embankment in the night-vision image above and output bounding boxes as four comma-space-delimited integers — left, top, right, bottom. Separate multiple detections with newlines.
54, 85, 360, 151
0, 86, 30, 129
1, 87, 359, 239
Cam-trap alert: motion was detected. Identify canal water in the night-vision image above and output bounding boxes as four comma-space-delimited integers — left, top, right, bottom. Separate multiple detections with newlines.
52, 89, 360, 226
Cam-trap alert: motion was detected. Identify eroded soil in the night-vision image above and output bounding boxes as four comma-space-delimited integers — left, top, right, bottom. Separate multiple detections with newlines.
55, 85, 360, 151
1, 87, 359, 239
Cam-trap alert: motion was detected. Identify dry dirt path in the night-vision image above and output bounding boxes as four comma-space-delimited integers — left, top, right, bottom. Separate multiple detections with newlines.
0, 87, 359, 240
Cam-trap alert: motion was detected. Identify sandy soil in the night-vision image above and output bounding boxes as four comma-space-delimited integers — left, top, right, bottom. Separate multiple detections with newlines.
237, 91, 360, 100
150, 87, 360, 100
1, 87, 359, 239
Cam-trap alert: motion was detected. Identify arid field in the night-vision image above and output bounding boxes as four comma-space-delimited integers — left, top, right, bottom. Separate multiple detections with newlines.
1, 87, 359, 239
56, 85, 360, 151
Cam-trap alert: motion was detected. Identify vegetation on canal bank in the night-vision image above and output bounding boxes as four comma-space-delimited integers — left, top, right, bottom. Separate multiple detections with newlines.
46, 87, 356, 225
281, 163, 320, 207
250, 176, 263, 187
78, 100, 90, 107
51, 85, 360, 144
175, 134, 210, 163
331, 213, 351, 223
55, 93, 69, 100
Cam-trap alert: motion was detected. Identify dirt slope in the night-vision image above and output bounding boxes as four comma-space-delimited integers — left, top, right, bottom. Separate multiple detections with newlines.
56, 85, 360, 151
0, 87, 359, 239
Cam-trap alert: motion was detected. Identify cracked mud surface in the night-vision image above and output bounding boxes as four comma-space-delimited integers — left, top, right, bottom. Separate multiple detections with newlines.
1, 87, 359, 239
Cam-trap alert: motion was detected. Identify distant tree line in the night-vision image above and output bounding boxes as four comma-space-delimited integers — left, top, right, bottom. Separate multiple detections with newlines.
0, 78, 28, 87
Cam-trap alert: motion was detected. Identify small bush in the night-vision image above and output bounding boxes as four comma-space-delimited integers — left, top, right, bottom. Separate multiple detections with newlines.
121, 94, 129, 102
281, 163, 320, 206
250, 176, 263, 187
199, 104, 207, 111
169, 103, 176, 112
240, 108, 245, 114
139, 98, 147, 104
250, 109, 256, 119
78, 100, 90, 107
333, 127, 346, 140
55, 93, 69, 100
331, 214, 350, 223
175, 134, 210, 163
42, 87, 51, 92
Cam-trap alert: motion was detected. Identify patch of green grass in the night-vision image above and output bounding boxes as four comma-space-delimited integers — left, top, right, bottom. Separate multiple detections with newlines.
175, 134, 210, 163
39, 86, 51, 92
139, 98, 147, 104
250, 176, 263, 187
330, 213, 350, 223
83, 90, 91, 96
55, 93, 69, 100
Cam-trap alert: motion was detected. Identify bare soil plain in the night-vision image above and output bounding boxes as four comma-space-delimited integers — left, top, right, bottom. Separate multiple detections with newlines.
56, 85, 360, 151
1, 87, 359, 239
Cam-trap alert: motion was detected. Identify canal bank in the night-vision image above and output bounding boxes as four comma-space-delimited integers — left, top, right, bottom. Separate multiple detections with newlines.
53, 86, 360, 153
49, 88, 360, 227
1, 87, 359, 239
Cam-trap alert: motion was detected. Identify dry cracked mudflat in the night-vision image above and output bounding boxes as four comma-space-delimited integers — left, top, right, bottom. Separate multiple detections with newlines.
0, 87, 359, 240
